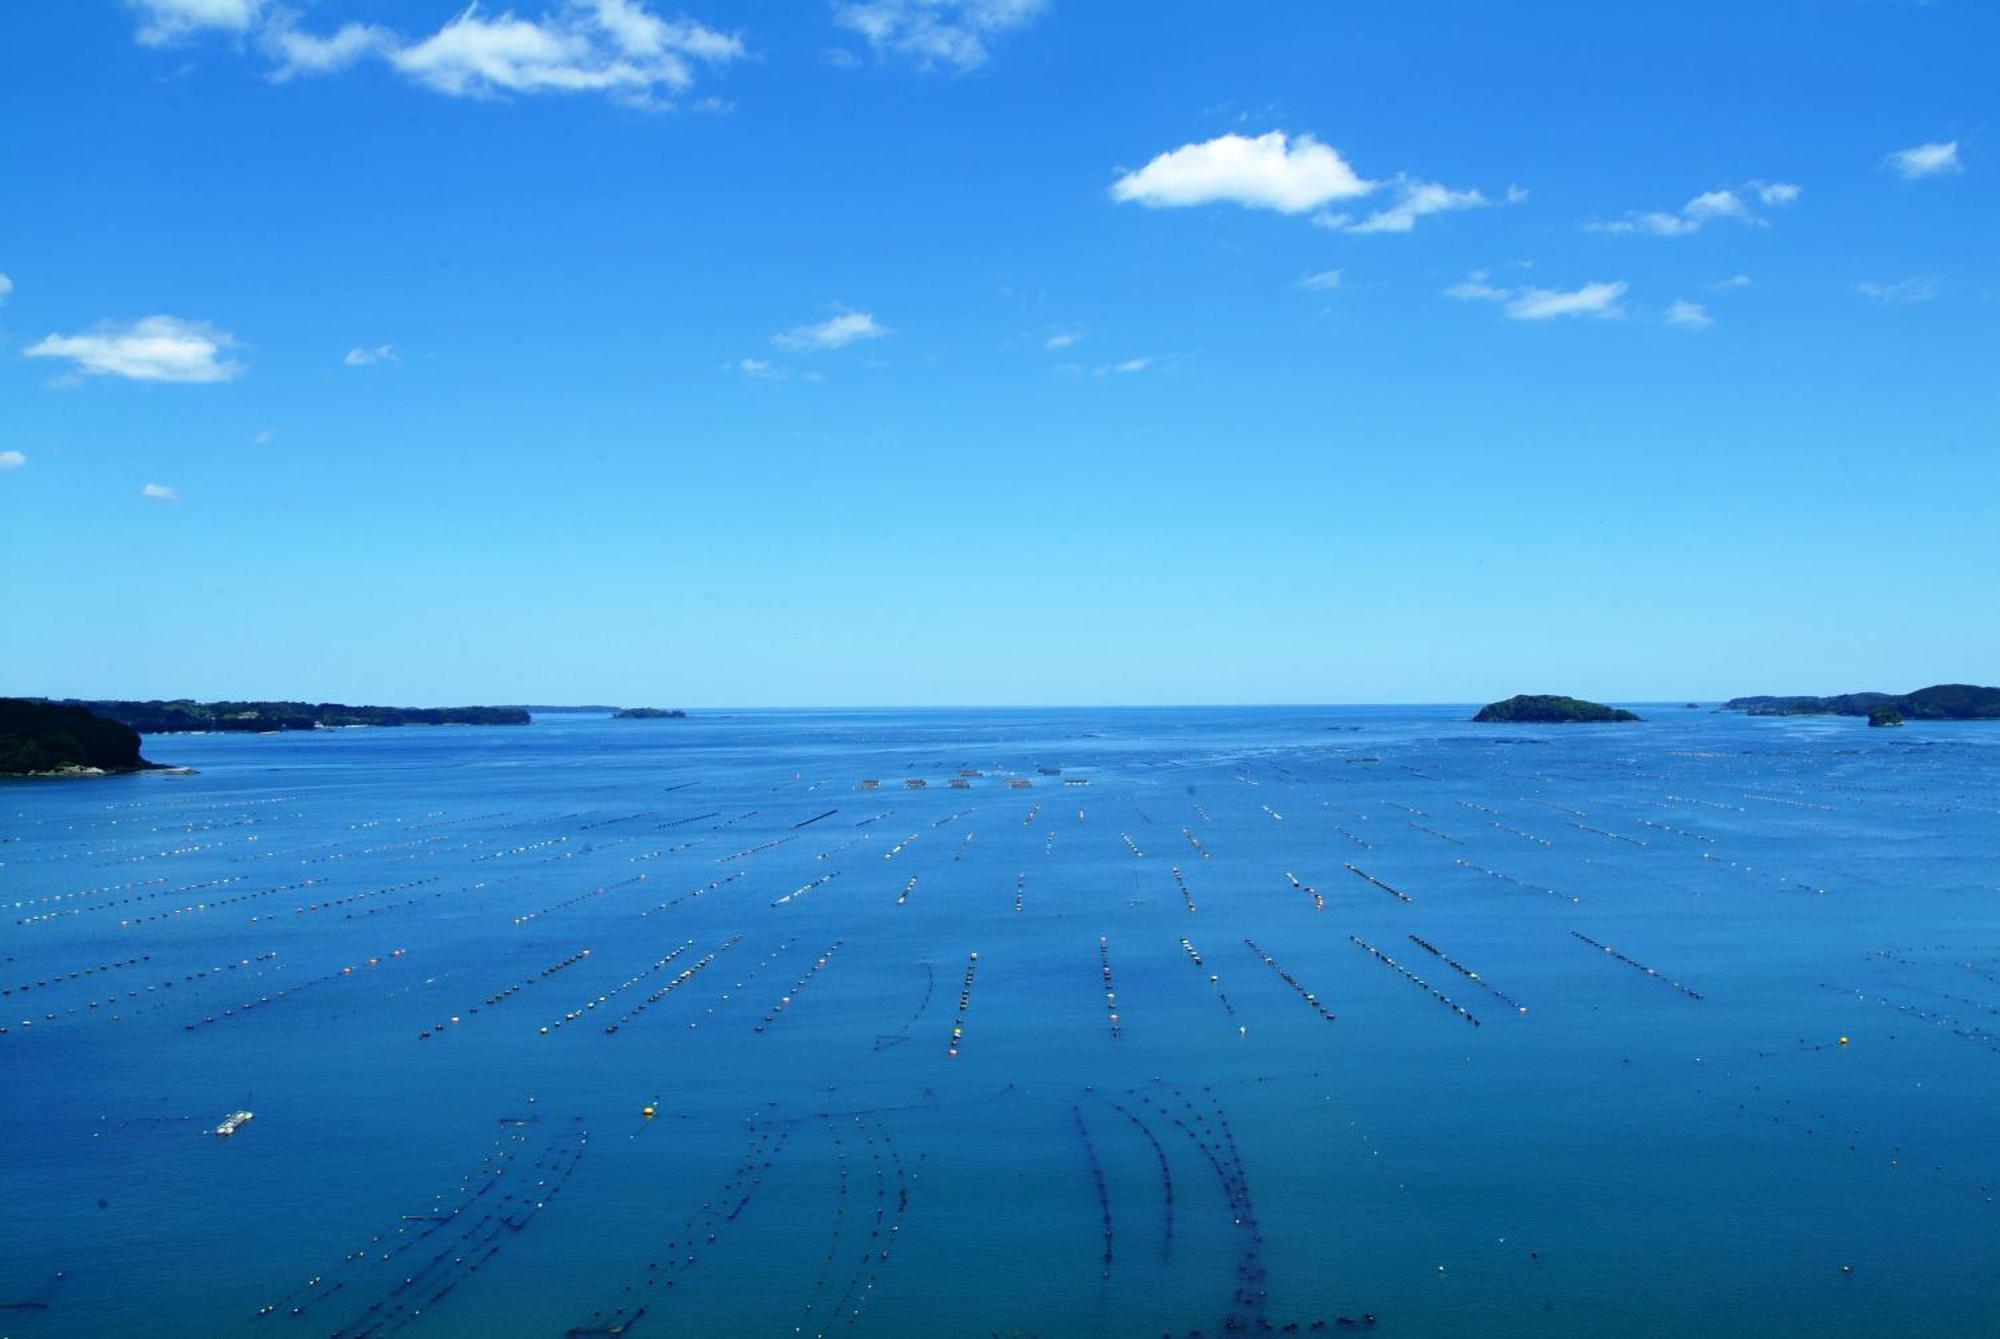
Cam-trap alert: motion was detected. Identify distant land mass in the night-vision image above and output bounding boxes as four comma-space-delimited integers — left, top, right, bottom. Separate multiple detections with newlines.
2, 698, 165, 776
612, 707, 687, 719
1473, 695, 1641, 723
1868, 708, 1905, 728
59, 700, 532, 734
1723, 684, 2000, 720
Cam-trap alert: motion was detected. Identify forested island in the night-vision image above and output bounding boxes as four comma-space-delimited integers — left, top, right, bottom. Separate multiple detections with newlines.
1, 699, 165, 776
59, 700, 531, 733
1473, 695, 1641, 723
1723, 684, 2000, 720
612, 707, 687, 719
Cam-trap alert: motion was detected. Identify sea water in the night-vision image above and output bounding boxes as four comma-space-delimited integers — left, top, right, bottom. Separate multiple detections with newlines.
3, 707, 1997, 1338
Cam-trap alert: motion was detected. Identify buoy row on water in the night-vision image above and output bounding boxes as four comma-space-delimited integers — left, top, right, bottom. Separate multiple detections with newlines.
1073, 1105, 1115, 1277
423, 949, 589, 1040
285, 874, 440, 919
1023, 804, 1041, 826
1284, 872, 1325, 912
716, 834, 795, 864
773, 872, 837, 907
1490, 820, 1553, 847
1343, 864, 1413, 905
1180, 938, 1236, 1018
897, 877, 918, 906
1121, 833, 1146, 859
1099, 936, 1122, 1039
1349, 936, 1481, 1025
5, 952, 151, 997
513, 873, 648, 925
1332, 824, 1372, 851
883, 834, 919, 861
1407, 934, 1527, 1012
121, 875, 331, 927
954, 832, 975, 861
1242, 939, 1335, 1021
755, 939, 844, 1032
1171, 865, 1198, 912
639, 871, 743, 917
186, 951, 404, 1035
1408, 822, 1463, 847
947, 952, 979, 1057
601, 936, 740, 1034
1570, 931, 1703, 1000
1180, 827, 1210, 859
1014, 873, 1025, 915
1454, 857, 1572, 903
1568, 819, 1647, 848
540, 941, 692, 1033
471, 833, 568, 863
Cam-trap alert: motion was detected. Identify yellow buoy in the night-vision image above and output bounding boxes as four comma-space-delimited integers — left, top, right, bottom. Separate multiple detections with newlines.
642, 1105, 656, 1118
1839, 1036, 1850, 1046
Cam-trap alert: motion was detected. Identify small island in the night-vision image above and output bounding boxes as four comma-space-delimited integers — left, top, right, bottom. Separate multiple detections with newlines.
612, 707, 687, 719
1723, 684, 2000, 721
1, 698, 169, 776
1473, 694, 1641, 724
63, 699, 532, 733
1867, 707, 1904, 728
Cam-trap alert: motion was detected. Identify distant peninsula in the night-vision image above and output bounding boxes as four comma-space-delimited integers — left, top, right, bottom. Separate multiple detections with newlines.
59, 699, 531, 734
2, 698, 167, 776
1723, 684, 2000, 721
612, 707, 687, 719
1473, 695, 1641, 723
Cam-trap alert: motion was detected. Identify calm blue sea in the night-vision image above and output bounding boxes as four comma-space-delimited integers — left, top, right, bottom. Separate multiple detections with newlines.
3, 706, 1997, 1338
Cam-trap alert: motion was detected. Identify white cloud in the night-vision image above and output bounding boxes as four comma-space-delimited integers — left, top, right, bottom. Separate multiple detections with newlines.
1044, 331, 1080, 349
1711, 274, 1753, 290
24, 315, 244, 383
0, 272, 12, 305
772, 310, 887, 350
266, 21, 395, 78
1665, 299, 1713, 331
1856, 277, 1939, 305
1886, 140, 1961, 180
833, 0, 1045, 70
1442, 270, 1510, 303
1096, 357, 1150, 375
1321, 177, 1490, 235
734, 356, 781, 377
1299, 269, 1343, 291
140, 482, 182, 501
253, 427, 277, 445
1593, 179, 1798, 236
1447, 272, 1626, 321
130, 0, 262, 45
344, 343, 396, 366
238, 1, 745, 105
0, 450, 25, 471
1112, 131, 1374, 214
1507, 281, 1626, 321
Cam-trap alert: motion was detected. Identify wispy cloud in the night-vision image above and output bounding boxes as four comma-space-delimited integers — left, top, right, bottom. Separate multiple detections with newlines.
833, 0, 1045, 70
253, 426, 277, 445
1885, 140, 1961, 180
129, 0, 262, 46
1856, 277, 1939, 305
1298, 269, 1343, 292
0, 271, 13, 305
1665, 299, 1713, 331
1710, 274, 1753, 290
772, 310, 887, 351
1044, 331, 1081, 350
144, 0, 746, 108
1591, 179, 1800, 236
140, 482, 181, 501
0, 450, 26, 471
343, 343, 397, 366
1317, 177, 1492, 235
1095, 357, 1151, 376
1112, 132, 1374, 214
24, 315, 244, 383
1446, 271, 1627, 321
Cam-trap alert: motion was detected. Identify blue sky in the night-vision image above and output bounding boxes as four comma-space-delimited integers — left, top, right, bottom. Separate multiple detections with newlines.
2, 0, 1993, 707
